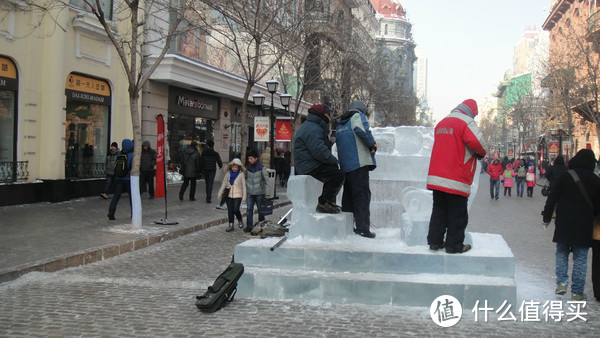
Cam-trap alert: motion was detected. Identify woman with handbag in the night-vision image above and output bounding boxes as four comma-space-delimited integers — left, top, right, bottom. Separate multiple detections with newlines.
217, 158, 246, 232
542, 149, 600, 301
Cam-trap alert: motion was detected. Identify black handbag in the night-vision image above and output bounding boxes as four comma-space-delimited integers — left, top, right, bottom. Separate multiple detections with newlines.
259, 198, 273, 215
541, 185, 550, 197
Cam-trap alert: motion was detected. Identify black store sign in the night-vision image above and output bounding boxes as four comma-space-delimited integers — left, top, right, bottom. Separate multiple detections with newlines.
168, 87, 219, 119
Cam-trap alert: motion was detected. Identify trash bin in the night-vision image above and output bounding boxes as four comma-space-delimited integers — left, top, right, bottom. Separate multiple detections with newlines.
267, 169, 276, 199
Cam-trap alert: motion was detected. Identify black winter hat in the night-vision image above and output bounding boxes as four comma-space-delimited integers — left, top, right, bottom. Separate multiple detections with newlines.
568, 149, 596, 171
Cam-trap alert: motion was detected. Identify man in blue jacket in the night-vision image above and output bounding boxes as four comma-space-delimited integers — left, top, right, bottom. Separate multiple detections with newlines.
294, 104, 344, 213
108, 139, 134, 220
336, 101, 377, 238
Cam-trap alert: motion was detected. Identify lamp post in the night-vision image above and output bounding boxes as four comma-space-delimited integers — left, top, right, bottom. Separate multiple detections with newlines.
265, 78, 279, 169
280, 93, 292, 116
513, 137, 517, 159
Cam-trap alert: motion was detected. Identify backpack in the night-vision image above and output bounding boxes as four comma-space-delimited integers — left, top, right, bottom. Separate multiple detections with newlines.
517, 166, 526, 178
195, 257, 244, 313
113, 153, 129, 177
526, 172, 535, 182
504, 170, 512, 179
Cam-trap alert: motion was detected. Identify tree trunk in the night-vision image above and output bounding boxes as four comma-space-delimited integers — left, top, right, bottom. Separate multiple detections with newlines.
240, 81, 255, 162
129, 91, 142, 228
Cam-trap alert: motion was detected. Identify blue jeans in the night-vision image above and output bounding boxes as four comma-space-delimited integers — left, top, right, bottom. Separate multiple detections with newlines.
246, 194, 265, 229
108, 180, 131, 217
556, 243, 589, 295
103, 174, 116, 194
489, 179, 500, 198
516, 178, 525, 197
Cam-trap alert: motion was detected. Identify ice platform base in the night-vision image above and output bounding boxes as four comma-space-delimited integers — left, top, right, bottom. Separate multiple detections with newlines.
234, 231, 516, 308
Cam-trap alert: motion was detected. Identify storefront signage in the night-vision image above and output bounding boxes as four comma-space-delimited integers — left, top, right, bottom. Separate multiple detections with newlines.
275, 117, 291, 142
548, 141, 559, 154
230, 102, 258, 123
65, 73, 111, 106
254, 116, 270, 142
0, 56, 18, 91
168, 87, 218, 119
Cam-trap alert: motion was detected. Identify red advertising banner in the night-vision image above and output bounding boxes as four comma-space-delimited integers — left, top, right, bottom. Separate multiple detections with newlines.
276, 118, 292, 142
155, 114, 165, 198
548, 141, 559, 154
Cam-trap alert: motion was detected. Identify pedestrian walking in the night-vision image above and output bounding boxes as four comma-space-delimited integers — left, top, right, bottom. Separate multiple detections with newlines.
336, 101, 378, 239
199, 140, 223, 203
260, 147, 271, 169
293, 103, 344, 214
217, 158, 246, 232
179, 141, 201, 201
526, 167, 536, 197
501, 163, 516, 197
244, 149, 269, 232
515, 160, 527, 197
107, 139, 133, 220
546, 155, 568, 195
426, 99, 486, 254
139, 140, 157, 199
100, 142, 119, 199
543, 149, 600, 301
487, 158, 503, 200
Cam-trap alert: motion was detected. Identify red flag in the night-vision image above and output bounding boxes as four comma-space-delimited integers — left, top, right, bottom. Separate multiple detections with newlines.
155, 114, 165, 198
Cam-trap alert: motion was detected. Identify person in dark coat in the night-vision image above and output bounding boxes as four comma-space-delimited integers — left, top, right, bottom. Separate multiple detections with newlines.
293, 104, 344, 214
179, 141, 201, 201
139, 140, 157, 199
101, 142, 119, 199
543, 149, 600, 301
199, 140, 223, 203
108, 139, 134, 220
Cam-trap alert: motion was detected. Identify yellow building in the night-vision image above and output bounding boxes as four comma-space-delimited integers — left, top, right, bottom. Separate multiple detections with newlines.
0, 1, 131, 205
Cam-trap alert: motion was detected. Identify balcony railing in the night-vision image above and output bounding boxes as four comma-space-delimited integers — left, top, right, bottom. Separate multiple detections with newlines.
65, 162, 106, 179
0, 161, 29, 183
587, 10, 600, 41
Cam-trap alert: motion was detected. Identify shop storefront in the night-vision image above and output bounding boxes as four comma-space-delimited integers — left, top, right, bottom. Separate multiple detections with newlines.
167, 87, 218, 167
64, 73, 111, 179
0, 56, 19, 182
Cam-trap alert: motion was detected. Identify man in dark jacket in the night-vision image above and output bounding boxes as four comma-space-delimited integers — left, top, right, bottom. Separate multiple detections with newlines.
179, 141, 201, 201
294, 104, 344, 213
108, 139, 134, 220
101, 142, 119, 199
336, 101, 377, 238
199, 140, 223, 203
139, 140, 157, 199
543, 149, 600, 301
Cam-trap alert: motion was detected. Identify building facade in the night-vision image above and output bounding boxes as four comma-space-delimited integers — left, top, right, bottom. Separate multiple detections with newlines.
0, 1, 132, 205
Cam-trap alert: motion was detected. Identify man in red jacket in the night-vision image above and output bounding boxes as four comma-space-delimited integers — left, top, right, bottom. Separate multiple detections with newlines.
486, 158, 503, 200
426, 99, 487, 254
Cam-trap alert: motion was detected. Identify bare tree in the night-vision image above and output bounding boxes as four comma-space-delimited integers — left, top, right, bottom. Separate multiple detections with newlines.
544, 15, 600, 151
199, 0, 308, 162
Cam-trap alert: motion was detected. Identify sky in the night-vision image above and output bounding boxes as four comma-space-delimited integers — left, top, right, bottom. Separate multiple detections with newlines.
397, 0, 552, 123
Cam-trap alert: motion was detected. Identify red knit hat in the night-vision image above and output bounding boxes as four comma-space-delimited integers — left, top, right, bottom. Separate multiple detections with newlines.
462, 99, 478, 116
309, 104, 330, 116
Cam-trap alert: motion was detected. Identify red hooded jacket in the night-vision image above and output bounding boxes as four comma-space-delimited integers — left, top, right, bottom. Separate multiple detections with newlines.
487, 160, 503, 180
426, 107, 487, 197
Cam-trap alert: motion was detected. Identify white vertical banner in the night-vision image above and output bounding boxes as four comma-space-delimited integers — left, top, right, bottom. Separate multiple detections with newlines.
254, 116, 270, 142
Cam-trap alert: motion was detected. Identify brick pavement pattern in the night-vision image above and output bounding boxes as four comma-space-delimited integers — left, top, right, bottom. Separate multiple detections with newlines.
1, 176, 600, 336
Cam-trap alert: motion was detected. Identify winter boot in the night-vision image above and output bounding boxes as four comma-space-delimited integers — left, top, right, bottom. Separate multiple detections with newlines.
238, 219, 244, 228
226, 223, 234, 232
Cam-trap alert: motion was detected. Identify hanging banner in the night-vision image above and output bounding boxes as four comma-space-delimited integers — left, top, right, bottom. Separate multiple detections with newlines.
155, 114, 166, 198
276, 117, 292, 142
254, 116, 270, 142
548, 141, 559, 154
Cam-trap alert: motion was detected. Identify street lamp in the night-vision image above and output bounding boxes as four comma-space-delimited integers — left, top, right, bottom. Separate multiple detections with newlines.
265, 78, 279, 169
512, 137, 517, 159
280, 93, 292, 116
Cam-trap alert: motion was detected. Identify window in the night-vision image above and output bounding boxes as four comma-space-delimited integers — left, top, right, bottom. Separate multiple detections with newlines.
0, 90, 15, 163
384, 24, 388, 35
70, 0, 113, 20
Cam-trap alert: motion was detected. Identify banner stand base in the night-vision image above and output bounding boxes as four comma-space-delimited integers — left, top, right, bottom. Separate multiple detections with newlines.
154, 219, 179, 225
